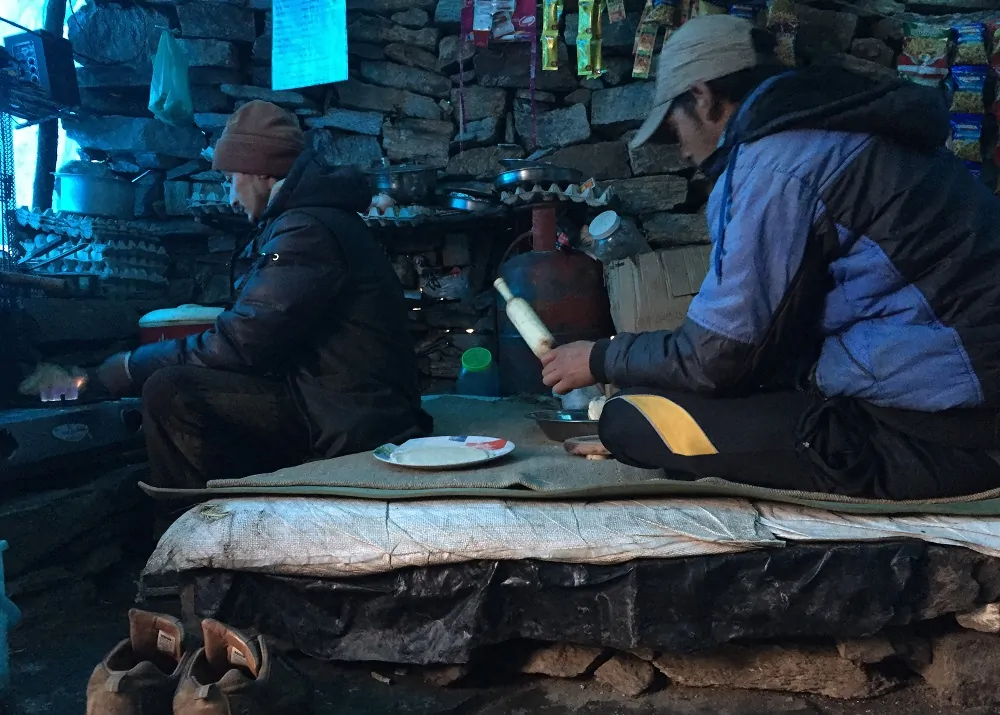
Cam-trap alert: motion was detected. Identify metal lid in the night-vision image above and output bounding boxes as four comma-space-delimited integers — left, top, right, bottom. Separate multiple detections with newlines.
362, 163, 438, 175
588, 211, 621, 241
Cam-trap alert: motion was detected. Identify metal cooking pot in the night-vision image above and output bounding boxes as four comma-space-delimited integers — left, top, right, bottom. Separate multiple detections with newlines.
528, 410, 599, 442
364, 164, 438, 204
53, 173, 136, 219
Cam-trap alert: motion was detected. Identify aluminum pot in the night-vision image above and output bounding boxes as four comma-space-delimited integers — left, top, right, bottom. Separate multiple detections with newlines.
53, 173, 136, 219
364, 164, 438, 204
527, 410, 599, 442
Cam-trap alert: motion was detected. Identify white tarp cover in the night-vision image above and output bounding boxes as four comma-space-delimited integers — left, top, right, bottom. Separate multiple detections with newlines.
143, 497, 779, 578
144, 496, 1000, 580
758, 504, 1000, 558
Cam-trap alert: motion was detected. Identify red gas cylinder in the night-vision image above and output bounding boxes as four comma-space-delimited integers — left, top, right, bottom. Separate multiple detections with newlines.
497, 210, 614, 395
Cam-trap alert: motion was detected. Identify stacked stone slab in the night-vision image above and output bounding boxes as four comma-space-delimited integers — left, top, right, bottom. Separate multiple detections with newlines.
0, 464, 150, 609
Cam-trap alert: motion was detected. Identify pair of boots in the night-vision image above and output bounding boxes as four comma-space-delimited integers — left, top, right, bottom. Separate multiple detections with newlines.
86, 609, 313, 714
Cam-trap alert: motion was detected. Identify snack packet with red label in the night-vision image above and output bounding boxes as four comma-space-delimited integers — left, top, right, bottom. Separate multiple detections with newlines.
898, 23, 951, 87
493, 0, 537, 41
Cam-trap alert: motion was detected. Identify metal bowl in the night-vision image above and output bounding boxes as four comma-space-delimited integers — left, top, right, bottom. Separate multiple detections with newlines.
494, 165, 584, 191
436, 180, 495, 199
364, 164, 439, 204
528, 410, 599, 442
499, 158, 548, 170
441, 192, 498, 212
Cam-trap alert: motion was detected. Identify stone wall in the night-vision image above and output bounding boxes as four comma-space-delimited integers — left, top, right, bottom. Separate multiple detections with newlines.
50, 0, 997, 384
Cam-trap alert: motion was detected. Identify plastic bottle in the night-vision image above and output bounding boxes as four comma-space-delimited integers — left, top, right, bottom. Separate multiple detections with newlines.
455, 347, 501, 397
586, 210, 648, 263
494, 278, 555, 358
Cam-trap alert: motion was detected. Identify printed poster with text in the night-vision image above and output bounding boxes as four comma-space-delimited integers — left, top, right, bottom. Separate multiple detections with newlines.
272, 0, 348, 91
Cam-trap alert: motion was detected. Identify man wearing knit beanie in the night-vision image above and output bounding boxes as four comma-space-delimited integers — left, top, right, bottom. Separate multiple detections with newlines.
94, 100, 432, 489
212, 101, 305, 221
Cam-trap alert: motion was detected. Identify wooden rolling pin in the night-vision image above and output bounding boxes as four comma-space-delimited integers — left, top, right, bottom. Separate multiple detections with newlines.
494, 278, 554, 358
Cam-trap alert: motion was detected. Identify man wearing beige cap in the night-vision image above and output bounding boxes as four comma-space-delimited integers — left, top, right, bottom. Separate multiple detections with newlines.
95, 100, 431, 488
543, 16, 1000, 499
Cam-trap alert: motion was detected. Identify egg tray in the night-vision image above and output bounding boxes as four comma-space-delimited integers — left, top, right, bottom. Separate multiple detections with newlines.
14, 208, 171, 244
32, 261, 169, 283
499, 182, 615, 208
20, 236, 167, 260
188, 185, 237, 216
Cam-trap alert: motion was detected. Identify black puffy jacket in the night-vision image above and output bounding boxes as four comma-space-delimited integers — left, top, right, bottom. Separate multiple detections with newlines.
129, 150, 433, 458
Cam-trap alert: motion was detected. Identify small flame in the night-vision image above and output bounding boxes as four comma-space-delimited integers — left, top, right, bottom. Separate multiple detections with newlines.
39, 375, 87, 403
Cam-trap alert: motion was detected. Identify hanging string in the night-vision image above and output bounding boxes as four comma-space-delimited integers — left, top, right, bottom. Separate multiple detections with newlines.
0, 112, 16, 307
530, 18, 539, 148
459, 0, 473, 136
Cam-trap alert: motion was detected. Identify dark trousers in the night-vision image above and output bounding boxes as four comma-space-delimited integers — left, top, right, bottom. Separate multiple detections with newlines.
599, 389, 1000, 500
142, 366, 311, 490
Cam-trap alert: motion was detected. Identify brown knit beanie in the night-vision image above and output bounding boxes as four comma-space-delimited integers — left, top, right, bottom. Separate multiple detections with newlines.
212, 100, 304, 178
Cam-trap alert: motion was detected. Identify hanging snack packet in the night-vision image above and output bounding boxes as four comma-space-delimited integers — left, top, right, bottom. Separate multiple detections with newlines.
950, 65, 988, 114
632, 0, 677, 78
541, 0, 562, 70
766, 0, 795, 26
950, 114, 983, 163
491, 0, 516, 39
766, 0, 797, 67
772, 30, 796, 65
897, 23, 951, 87
990, 23, 1000, 76
648, 0, 678, 25
577, 0, 605, 78
461, 0, 475, 41
492, 0, 536, 41
632, 0, 658, 78
632, 25, 660, 78
473, 0, 495, 47
954, 22, 987, 65
607, 0, 627, 23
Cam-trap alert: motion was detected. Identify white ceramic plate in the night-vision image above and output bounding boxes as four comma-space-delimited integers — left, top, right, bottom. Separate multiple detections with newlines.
373, 435, 515, 470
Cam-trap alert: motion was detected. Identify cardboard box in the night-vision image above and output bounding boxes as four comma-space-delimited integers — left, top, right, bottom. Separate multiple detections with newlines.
605, 245, 711, 333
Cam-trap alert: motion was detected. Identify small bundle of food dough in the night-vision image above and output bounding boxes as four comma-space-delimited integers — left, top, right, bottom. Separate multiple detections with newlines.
588, 396, 608, 421
392, 445, 490, 467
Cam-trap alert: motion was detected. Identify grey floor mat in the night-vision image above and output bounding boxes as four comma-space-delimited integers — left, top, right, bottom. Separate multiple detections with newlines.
140, 395, 1000, 516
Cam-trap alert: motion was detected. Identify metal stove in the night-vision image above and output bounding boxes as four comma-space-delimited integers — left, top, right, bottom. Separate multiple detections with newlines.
0, 396, 144, 482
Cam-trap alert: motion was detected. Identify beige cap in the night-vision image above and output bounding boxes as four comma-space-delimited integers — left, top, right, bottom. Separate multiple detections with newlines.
630, 15, 759, 150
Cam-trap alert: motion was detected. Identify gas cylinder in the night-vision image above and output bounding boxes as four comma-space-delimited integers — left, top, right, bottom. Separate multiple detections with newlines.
497, 209, 614, 395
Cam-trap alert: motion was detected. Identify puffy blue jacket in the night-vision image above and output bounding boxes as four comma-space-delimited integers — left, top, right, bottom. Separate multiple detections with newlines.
591, 66, 1000, 412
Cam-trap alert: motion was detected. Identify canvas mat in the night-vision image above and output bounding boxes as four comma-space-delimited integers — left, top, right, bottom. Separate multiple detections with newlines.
139, 395, 1000, 516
